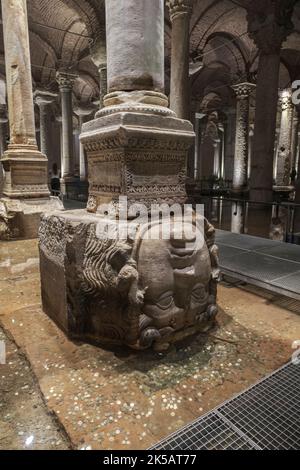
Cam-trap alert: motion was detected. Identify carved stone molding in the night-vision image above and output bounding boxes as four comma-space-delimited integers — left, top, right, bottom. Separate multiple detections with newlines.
232, 82, 256, 100
167, 0, 194, 20
56, 72, 77, 91
247, 1, 295, 54
279, 89, 293, 111
80, 111, 194, 212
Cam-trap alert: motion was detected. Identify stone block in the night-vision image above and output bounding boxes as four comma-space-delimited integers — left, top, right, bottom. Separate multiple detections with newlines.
39, 210, 219, 352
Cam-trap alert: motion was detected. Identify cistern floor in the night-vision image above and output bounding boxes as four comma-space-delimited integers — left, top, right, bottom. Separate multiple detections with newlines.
0, 239, 300, 450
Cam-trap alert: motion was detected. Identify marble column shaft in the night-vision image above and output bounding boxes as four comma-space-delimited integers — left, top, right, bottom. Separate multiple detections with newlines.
291, 109, 299, 169
1, 0, 36, 147
167, 0, 193, 119
0, 112, 7, 194
247, 3, 293, 202
250, 53, 281, 201
56, 73, 76, 179
74, 107, 93, 181
232, 83, 255, 192
213, 139, 221, 179
99, 66, 107, 110
34, 92, 57, 168
0, 0, 49, 199
106, 0, 164, 94
276, 90, 293, 187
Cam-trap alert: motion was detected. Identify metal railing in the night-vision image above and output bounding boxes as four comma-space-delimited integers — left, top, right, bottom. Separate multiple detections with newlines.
195, 195, 300, 243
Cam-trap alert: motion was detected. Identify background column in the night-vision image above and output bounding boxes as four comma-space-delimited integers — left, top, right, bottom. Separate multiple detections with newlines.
275, 89, 294, 190
247, 2, 293, 202
74, 106, 94, 181
34, 90, 57, 174
1, 0, 49, 198
56, 72, 76, 188
167, 0, 193, 119
232, 83, 255, 193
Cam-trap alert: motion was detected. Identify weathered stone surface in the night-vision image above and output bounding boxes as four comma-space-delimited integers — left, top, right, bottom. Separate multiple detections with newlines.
275, 89, 294, 191
56, 72, 77, 183
39, 210, 219, 352
232, 83, 255, 193
0, 196, 63, 240
167, 0, 193, 119
39, 0, 219, 355
81, 111, 194, 212
106, 0, 165, 93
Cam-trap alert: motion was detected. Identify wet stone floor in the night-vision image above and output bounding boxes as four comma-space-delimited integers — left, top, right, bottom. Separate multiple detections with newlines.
0, 239, 300, 450
0, 327, 70, 449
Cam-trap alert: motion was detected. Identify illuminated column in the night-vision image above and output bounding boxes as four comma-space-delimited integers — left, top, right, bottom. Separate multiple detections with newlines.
213, 138, 221, 179
232, 83, 255, 193
275, 89, 293, 189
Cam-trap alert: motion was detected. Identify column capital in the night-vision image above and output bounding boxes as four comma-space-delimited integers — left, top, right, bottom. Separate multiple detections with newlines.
247, 1, 294, 54
56, 72, 77, 91
279, 89, 293, 111
167, 0, 193, 21
232, 82, 256, 100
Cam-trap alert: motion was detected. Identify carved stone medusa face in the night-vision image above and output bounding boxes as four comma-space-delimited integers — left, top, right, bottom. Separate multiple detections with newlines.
136, 220, 212, 333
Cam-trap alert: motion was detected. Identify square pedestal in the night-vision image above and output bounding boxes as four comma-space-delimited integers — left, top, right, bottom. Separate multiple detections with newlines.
80, 112, 194, 212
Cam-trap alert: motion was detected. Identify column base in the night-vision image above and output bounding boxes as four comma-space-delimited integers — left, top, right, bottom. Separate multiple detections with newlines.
0, 196, 63, 240
1, 145, 50, 199
273, 185, 294, 196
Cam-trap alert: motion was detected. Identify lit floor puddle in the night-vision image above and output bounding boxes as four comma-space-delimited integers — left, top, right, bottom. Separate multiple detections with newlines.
0, 239, 299, 449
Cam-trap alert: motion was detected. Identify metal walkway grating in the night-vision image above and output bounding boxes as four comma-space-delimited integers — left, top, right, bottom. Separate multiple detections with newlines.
216, 230, 300, 300
151, 362, 300, 450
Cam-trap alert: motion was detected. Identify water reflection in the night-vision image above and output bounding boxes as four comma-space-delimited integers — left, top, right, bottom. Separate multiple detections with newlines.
204, 197, 294, 241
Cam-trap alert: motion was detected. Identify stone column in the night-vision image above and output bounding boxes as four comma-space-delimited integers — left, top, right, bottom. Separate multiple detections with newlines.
0, 105, 8, 194
232, 83, 255, 193
74, 107, 94, 181
34, 90, 57, 172
55, 114, 63, 174
213, 138, 221, 179
247, 2, 294, 202
99, 66, 107, 110
56, 72, 76, 183
167, 0, 193, 119
291, 108, 299, 171
0, 0, 49, 198
81, 0, 193, 212
90, 30, 107, 110
248, 125, 254, 181
0, 105, 8, 155
275, 89, 294, 190
41, 0, 219, 352
231, 201, 245, 234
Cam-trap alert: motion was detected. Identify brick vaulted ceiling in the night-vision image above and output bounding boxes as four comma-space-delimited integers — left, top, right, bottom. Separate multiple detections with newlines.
0, 0, 299, 109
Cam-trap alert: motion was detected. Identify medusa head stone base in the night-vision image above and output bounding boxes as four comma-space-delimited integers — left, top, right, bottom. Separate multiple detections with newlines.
39, 210, 219, 352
